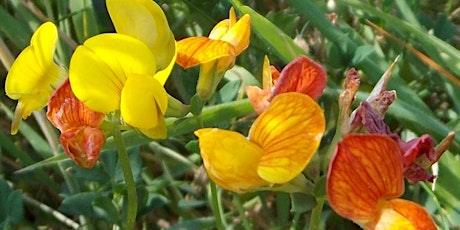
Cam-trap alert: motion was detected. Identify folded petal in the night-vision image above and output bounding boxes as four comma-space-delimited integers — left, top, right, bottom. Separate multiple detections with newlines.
195, 128, 268, 193
120, 74, 167, 130
47, 79, 105, 132
270, 56, 327, 100
327, 134, 405, 224
367, 199, 436, 230
106, 0, 175, 70
139, 112, 167, 139
5, 22, 62, 134
220, 14, 250, 56
246, 85, 270, 114
60, 126, 105, 168
176, 37, 235, 69
249, 92, 325, 184
69, 33, 156, 112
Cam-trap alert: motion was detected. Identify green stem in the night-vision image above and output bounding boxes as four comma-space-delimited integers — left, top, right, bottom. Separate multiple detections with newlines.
309, 197, 325, 230
233, 195, 252, 230
210, 181, 225, 230
112, 123, 137, 230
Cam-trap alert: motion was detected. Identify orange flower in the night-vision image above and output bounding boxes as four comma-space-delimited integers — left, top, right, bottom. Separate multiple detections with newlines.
246, 55, 327, 114
47, 79, 105, 168
195, 92, 325, 193
327, 134, 436, 229
176, 7, 250, 99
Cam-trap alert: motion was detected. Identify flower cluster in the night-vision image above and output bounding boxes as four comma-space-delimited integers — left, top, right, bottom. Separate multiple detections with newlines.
3, 1, 453, 229
5, 0, 176, 168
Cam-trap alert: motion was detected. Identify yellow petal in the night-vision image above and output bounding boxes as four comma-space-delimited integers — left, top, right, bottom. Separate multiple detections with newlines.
195, 128, 268, 193
220, 14, 250, 55
208, 19, 231, 40
154, 41, 177, 86
106, 0, 175, 70
5, 22, 62, 134
367, 199, 436, 230
120, 74, 167, 130
139, 112, 167, 139
327, 134, 405, 225
176, 37, 235, 69
69, 33, 156, 112
249, 92, 325, 184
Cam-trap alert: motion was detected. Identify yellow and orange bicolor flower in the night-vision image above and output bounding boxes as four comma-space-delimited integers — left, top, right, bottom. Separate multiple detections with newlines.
47, 79, 105, 168
5, 22, 65, 134
69, 33, 169, 139
246, 55, 327, 114
176, 8, 250, 99
195, 92, 325, 193
327, 134, 436, 229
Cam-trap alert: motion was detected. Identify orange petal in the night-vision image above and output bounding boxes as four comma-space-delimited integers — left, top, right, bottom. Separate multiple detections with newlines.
366, 198, 436, 230
249, 92, 325, 184
270, 55, 327, 100
195, 128, 268, 193
176, 37, 235, 69
47, 79, 105, 132
60, 126, 105, 168
327, 134, 405, 224
47, 79, 105, 168
245, 85, 270, 114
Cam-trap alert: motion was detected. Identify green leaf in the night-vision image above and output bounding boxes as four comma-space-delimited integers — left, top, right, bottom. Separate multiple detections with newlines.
69, 0, 100, 43
434, 151, 460, 226
15, 154, 70, 174
0, 6, 32, 49
59, 192, 99, 216
93, 196, 120, 225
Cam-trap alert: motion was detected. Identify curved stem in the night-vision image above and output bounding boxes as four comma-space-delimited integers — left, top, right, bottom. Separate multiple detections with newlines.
112, 123, 137, 230
210, 181, 225, 230
309, 197, 325, 230
233, 195, 252, 230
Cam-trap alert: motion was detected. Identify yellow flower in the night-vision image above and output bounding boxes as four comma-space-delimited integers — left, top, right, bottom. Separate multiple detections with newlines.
5, 22, 64, 134
195, 92, 325, 193
106, 0, 176, 84
176, 7, 250, 99
69, 33, 168, 139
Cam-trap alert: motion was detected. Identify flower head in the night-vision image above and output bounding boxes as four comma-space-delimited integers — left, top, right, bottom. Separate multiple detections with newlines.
195, 92, 325, 193
69, 33, 168, 139
47, 79, 105, 168
246, 55, 327, 114
176, 8, 251, 99
327, 134, 436, 229
5, 22, 64, 134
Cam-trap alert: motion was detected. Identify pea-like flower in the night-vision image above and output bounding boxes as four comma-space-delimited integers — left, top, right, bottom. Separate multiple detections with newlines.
5, 22, 65, 134
327, 134, 436, 229
246, 55, 327, 114
176, 7, 250, 99
47, 79, 105, 168
69, 33, 168, 139
195, 92, 325, 193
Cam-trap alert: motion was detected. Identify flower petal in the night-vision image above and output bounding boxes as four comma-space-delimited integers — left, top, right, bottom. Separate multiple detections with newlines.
220, 14, 250, 56
270, 56, 327, 100
366, 198, 436, 230
195, 128, 268, 193
120, 74, 167, 131
246, 85, 270, 114
139, 112, 167, 139
176, 37, 235, 69
249, 92, 325, 184
327, 134, 405, 224
69, 33, 156, 112
60, 126, 105, 168
106, 0, 175, 70
5, 22, 62, 134
47, 79, 105, 132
